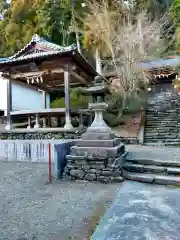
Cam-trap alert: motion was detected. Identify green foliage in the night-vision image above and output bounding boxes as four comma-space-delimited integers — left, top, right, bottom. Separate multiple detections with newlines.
170, 0, 180, 50
0, 0, 85, 56
50, 88, 88, 109
170, 0, 180, 25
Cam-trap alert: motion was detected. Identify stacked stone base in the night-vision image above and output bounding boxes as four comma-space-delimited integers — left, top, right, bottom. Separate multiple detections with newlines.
65, 155, 126, 183
65, 134, 126, 183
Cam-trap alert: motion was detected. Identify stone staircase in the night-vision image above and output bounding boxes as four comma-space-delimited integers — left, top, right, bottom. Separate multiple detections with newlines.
123, 145, 180, 186
144, 83, 180, 145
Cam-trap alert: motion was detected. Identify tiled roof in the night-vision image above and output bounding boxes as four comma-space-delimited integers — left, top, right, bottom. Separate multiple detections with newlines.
139, 57, 180, 69
0, 49, 74, 64
0, 34, 77, 63
0, 57, 10, 62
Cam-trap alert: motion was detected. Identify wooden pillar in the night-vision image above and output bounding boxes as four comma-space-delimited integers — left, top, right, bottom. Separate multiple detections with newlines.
64, 66, 73, 129
42, 91, 47, 128
5, 79, 12, 131
42, 91, 47, 108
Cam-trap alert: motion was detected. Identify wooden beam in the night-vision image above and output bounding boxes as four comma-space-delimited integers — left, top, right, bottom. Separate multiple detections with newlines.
8, 68, 65, 79
71, 62, 93, 82
3, 75, 50, 92
70, 71, 87, 84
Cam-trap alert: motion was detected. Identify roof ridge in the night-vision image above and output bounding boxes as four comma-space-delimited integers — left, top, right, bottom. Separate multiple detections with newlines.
9, 34, 77, 60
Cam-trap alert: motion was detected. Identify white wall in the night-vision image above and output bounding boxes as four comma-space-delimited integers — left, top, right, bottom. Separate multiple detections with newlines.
0, 77, 50, 112
11, 82, 50, 111
0, 78, 7, 111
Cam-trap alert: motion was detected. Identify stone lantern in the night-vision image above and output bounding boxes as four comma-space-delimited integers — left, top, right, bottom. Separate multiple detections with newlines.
65, 75, 125, 183
83, 75, 110, 133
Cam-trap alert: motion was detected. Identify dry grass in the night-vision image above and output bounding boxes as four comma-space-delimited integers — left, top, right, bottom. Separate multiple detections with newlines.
83, 200, 112, 239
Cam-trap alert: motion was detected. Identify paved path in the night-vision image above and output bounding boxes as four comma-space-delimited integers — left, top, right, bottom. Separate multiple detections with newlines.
126, 145, 180, 161
92, 181, 180, 240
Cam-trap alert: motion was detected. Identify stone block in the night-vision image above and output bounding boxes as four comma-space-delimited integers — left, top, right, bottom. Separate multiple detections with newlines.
87, 169, 97, 174
66, 155, 85, 161
111, 176, 124, 182
66, 164, 78, 169
107, 144, 125, 157
85, 173, 97, 181
87, 157, 107, 162
74, 138, 121, 147
81, 131, 115, 140
81, 164, 91, 170
101, 170, 113, 177
70, 144, 125, 158
91, 164, 105, 170
70, 169, 84, 179
113, 170, 123, 177
88, 160, 105, 165
73, 160, 88, 165
98, 176, 111, 183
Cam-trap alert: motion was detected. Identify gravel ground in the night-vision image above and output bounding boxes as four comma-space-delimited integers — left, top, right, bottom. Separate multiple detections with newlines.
0, 162, 120, 240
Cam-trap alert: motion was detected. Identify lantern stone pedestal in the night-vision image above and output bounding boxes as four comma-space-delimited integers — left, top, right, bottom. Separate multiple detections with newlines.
65, 76, 126, 183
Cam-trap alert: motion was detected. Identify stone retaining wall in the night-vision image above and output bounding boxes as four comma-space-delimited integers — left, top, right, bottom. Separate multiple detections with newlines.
0, 131, 83, 140
65, 153, 126, 183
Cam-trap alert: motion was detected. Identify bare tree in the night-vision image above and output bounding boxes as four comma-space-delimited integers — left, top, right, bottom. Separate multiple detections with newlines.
82, 0, 173, 119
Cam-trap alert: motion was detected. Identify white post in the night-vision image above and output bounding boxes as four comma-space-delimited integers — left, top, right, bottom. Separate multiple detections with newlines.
5, 79, 12, 131
79, 113, 83, 128
27, 116, 31, 129
95, 48, 102, 75
64, 66, 73, 129
34, 113, 40, 129
76, 31, 81, 54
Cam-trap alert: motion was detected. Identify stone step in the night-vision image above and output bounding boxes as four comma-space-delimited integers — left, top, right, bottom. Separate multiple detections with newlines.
146, 118, 179, 120
125, 156, 180, 167
144, 139, 180, 143
147, 109, 180, 112
146, 124, 179, 127
145, 124, 180, 128
144, 142, 180, 146
144, 133, 179, 137
146, 119, 179, 121
146, 112, 179, 115
145, 130, 178, 133
144, 136, 180, 139
146, 119, 178, 121
146, 118, 178, 121
147, 112, 180, 115
123, 163, 180, 175
124, 172, 180, 185
145, 129, 179, 132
